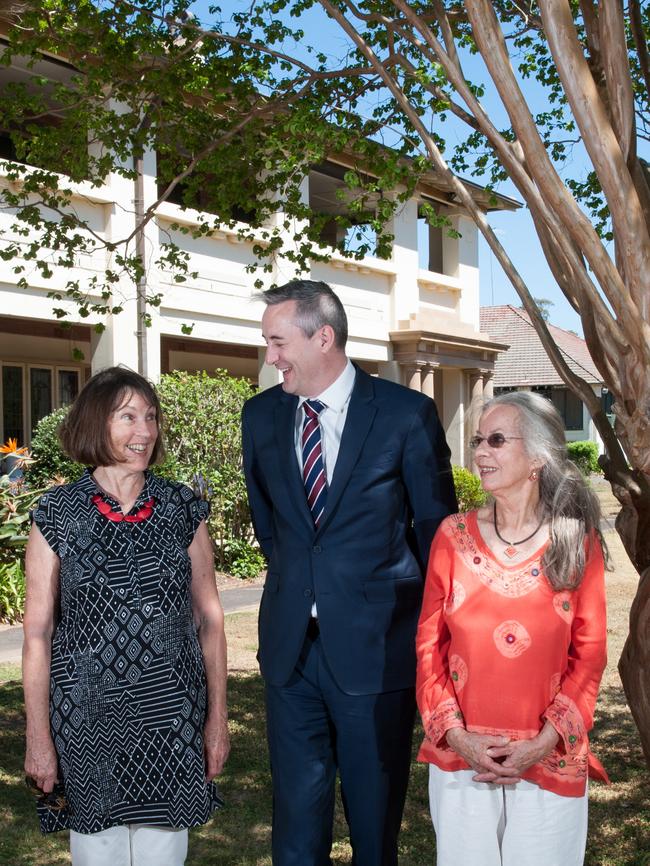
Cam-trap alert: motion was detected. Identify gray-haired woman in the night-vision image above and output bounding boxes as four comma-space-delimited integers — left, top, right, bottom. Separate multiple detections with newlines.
416, 391, 608, 866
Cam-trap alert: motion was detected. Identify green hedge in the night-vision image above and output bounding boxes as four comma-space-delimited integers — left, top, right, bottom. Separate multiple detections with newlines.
155, 370, 264, 578
453, 465, 487, 512
566, 440, 601, 476
28, 406, 83, 488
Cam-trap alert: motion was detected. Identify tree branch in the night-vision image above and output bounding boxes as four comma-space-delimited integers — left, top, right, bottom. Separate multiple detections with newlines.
539, 0, 650, 316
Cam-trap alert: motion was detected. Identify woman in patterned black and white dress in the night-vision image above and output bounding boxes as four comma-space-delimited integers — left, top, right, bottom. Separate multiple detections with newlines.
23, 367, 229, 866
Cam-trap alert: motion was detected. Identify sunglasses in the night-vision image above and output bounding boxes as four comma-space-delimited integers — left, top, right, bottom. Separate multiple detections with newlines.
469, 433, 524, 449
25, 776, 67, 811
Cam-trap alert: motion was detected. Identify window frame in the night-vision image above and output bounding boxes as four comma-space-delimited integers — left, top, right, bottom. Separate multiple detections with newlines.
0, 360, 82, 445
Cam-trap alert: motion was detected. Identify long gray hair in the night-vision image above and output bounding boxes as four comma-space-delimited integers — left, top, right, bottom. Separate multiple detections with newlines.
481, 391, 606, 591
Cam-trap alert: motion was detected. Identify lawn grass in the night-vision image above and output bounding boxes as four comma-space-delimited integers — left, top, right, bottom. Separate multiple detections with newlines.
1, 528, 648, 864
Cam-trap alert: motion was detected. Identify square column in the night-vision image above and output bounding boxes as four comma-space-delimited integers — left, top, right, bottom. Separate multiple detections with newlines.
390, 199, 419, 325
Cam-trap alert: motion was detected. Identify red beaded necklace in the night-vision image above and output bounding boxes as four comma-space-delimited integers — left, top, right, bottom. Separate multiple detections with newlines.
91, 493, 155, 523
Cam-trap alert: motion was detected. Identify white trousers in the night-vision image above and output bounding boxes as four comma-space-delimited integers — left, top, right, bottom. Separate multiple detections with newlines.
428, 764, 588, 866
70, 824, 188, 866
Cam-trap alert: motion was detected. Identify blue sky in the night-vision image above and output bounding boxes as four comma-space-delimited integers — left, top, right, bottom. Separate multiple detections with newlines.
190, 0, 641, 336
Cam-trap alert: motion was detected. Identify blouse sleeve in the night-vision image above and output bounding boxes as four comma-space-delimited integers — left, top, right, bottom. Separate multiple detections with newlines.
416, 519, 465, 747
31, 487, 63, 557
181, 487, 210, 548
543, 536, 607, 756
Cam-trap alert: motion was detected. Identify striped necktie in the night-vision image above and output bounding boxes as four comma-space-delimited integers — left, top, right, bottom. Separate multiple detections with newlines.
302, 399, 327, 526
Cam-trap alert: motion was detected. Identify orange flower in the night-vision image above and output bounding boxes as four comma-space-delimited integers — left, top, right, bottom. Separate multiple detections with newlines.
0, 438, 29, 455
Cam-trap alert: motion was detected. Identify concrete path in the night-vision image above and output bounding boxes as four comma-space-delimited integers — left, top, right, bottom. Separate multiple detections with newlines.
0, 582, 263, 665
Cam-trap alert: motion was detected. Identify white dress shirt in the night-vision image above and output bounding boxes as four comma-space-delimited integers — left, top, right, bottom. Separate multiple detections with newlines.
294, 358, 356, 617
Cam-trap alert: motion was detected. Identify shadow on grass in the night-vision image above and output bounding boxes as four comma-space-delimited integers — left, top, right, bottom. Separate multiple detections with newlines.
0, 677, 71, 865
587, 685, 650, 866
1, 673, 648, 866
189, 672, 273, 865
192, 676, 436, 865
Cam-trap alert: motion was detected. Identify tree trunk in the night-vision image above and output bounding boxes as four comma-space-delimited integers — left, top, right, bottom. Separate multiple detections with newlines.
618, 561, 650, 766
602, 458, 650, 768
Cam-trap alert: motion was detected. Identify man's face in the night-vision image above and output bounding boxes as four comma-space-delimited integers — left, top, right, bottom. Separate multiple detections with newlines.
262, 300, 326, 396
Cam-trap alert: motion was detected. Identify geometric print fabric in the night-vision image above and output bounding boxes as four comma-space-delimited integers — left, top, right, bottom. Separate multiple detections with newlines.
33, 470, 223, 835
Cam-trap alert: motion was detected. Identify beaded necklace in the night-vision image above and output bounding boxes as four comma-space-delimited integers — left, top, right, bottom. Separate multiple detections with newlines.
91, 493, 155, 523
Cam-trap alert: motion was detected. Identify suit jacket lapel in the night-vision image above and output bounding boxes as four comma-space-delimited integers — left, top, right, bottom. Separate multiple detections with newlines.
317, 368, 376, 535
274, 393, 315, 533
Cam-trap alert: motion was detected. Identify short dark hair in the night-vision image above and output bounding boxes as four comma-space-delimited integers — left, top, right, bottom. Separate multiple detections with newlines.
60, 366, 164, 467
261, 280, 348, 349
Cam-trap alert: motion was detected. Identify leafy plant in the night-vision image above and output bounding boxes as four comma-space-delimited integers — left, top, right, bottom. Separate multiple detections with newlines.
27, 406, 83, 489
222, 539, 266, 580
156, 370, 262, 577
0, 449, 46, 622
0, 561, 26, 625
567, 441, 601, 477
452, 465, 487, 512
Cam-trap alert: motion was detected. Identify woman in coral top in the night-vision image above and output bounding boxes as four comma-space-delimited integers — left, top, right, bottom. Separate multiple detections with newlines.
416, 391, 608, 866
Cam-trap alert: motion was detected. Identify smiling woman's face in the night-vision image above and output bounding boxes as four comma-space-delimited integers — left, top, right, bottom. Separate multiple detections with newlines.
106, 390, 159, 468
473, 404, 539, 496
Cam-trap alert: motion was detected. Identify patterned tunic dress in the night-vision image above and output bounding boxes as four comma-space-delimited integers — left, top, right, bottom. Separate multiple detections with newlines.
416, 511, 609, 797
32, 469, 223, 834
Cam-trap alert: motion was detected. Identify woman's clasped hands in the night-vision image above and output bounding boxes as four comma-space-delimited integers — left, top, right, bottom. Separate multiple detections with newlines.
446, 721, 560, 785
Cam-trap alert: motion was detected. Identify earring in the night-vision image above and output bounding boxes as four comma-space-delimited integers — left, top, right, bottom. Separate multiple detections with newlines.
529, 469, 538, 481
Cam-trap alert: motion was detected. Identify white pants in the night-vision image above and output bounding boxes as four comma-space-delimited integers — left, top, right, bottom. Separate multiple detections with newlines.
428, 764, 588, 866
70, 824, 188, 866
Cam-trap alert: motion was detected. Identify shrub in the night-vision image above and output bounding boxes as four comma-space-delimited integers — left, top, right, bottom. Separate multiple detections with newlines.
27, 406, 83, 489
567, 440, 601, 476
453, 465, 487, 512
156, 370, 262, 577
0, 448, 46, 622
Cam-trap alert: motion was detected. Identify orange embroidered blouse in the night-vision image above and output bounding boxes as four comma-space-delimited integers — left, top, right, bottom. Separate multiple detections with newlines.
416, 511, 609, 797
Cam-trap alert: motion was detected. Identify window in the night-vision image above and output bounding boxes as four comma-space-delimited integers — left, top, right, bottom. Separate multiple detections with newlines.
30, 367, 53, 430
58, 369, 80, 407
533, 386, 584, 431
309, 163, 380, 257
0, 363, 81, 445
2, 365, 24, 444
418, 212, 444, 273
0, 115, 88, 178
156, 147, 259, 225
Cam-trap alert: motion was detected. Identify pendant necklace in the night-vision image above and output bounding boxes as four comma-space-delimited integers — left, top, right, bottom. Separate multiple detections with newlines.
493, 502, 544, 559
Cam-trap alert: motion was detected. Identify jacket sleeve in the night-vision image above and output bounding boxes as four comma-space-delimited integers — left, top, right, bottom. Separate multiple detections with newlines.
542, 537, 607, 756
416, 522, 465, 747
402, 398, 458, 572
241, 403, 274, 562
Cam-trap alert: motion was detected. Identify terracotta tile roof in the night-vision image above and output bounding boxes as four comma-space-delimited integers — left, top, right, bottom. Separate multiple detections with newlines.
479, 305, 602, 388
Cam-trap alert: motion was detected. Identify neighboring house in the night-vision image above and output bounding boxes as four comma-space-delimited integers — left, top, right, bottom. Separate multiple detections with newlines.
0, 45, 518, 468
480, 305, 606, 449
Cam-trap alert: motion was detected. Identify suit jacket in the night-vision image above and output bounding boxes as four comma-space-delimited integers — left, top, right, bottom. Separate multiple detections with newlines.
242, 366, 457, 695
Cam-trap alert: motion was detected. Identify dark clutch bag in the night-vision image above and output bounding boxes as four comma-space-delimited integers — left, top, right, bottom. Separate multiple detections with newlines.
25, 776, 71, 834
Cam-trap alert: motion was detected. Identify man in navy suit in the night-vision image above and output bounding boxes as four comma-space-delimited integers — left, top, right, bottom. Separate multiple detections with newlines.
242, 280, 457, 866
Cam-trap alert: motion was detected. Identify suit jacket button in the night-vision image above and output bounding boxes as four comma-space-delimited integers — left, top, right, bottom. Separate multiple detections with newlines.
312, 545, 322, 553
303, 589, 313, 597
